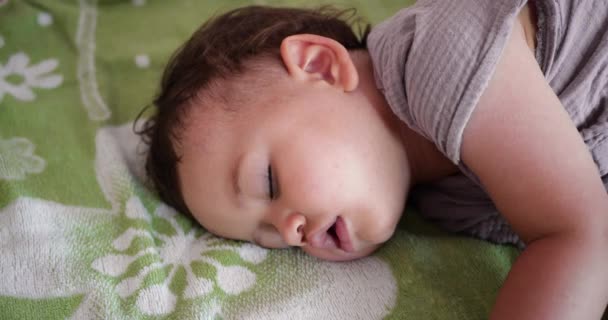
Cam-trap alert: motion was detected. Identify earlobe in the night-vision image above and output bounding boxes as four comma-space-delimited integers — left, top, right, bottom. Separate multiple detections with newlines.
280, 34, 359, 91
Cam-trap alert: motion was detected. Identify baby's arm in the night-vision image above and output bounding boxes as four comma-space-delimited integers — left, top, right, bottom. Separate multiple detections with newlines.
461, 17, 608, 320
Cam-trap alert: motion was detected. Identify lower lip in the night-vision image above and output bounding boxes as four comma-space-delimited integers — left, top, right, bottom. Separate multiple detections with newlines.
335, 217, 355, 252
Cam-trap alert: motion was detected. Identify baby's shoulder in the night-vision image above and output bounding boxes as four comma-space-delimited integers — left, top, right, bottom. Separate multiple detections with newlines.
368, 0, 530, 163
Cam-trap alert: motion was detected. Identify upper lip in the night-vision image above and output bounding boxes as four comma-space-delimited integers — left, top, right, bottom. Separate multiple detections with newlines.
307, 216, 355, 252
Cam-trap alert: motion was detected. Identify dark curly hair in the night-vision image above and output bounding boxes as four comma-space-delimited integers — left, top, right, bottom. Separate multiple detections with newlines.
136, 5, 371, 216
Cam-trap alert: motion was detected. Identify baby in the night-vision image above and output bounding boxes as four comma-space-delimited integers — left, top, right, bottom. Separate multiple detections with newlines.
139, 0, 608, 318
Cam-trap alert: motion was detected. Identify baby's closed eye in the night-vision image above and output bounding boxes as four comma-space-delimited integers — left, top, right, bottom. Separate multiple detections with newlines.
266, 165, 279, 200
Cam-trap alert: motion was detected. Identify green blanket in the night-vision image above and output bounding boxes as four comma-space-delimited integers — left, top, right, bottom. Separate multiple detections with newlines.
0, 0, 519, 319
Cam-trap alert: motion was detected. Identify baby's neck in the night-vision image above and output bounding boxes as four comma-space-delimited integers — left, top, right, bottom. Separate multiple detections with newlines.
398, 125, 459, 184
351, 50, 459, 185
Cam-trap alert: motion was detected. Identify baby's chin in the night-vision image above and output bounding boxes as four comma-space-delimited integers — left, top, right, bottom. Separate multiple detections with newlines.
302, 245, 380, 262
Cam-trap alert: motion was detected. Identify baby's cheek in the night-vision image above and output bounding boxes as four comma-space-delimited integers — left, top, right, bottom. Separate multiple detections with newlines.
254, 231, 289, 249
365, 209, 400, 244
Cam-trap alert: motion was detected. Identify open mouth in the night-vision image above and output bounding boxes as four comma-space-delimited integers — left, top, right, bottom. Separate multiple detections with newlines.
328, 217, 354, 253
327, 223, 339, 244
307, 216, 355, 253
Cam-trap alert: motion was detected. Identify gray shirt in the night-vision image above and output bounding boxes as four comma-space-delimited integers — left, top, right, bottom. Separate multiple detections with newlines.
368, 0, 608, 246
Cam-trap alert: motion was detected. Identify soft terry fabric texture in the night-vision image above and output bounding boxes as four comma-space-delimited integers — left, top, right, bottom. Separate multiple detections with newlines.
368, 0, 608, 245
0, 1, 521, 319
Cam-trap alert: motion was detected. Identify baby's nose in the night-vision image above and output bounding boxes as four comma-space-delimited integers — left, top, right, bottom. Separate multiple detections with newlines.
278, 213, 306, 246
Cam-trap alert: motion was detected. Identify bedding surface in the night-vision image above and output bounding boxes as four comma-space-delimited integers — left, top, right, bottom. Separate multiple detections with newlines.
0, 0, 518, 319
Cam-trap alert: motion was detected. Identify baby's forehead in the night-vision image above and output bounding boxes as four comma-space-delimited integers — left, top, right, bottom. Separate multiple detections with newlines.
178, 104, 228, 150
177, 64, 308, 152
177, 98, 255, 154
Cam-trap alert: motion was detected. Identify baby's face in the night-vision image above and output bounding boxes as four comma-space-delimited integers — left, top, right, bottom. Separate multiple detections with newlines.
177, 79, 411, 261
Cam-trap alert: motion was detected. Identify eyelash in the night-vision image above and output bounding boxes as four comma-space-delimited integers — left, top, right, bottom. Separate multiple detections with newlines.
267, 165, 277, 200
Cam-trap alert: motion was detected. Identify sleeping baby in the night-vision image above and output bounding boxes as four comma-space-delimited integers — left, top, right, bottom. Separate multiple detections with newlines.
137, 1, 608, 318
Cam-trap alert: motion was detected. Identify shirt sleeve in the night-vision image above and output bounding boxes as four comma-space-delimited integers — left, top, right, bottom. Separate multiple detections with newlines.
368, 0, 527, 163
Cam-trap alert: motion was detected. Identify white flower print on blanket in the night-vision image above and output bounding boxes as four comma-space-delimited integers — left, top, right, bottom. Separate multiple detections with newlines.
0, 52, 63, 102
0, 136, 46, 180
92, 197, 269, 316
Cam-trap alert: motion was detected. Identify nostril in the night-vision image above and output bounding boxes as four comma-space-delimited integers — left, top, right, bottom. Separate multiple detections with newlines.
296, 224, 307, 244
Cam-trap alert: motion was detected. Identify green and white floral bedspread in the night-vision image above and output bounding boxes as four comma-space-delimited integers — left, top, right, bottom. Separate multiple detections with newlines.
0, 0, 519, 319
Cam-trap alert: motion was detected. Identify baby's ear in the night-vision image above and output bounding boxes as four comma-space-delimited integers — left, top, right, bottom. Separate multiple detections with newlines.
280, 34, 358, 91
